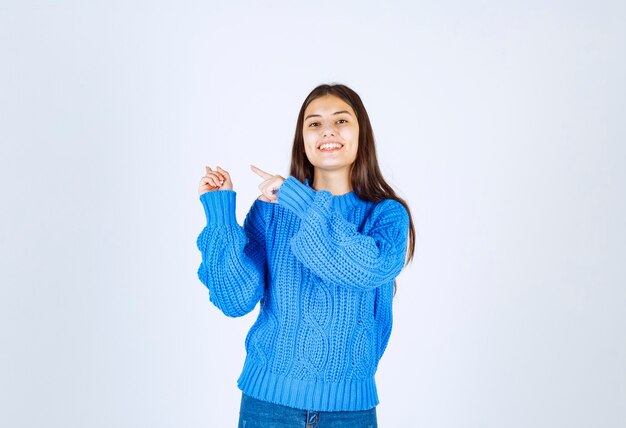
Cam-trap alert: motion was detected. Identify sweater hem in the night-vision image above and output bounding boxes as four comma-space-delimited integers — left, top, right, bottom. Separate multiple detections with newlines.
236, 359, 379, 412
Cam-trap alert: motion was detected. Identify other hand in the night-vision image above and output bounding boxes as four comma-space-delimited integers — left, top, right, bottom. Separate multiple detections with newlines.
198, 166, 233, 196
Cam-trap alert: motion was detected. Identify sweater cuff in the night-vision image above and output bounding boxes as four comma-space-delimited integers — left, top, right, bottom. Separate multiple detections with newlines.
199, 190, 236, 225
278, 177, 316, 218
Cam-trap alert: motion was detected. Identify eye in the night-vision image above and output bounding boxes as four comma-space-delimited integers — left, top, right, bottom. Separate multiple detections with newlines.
336, 119, 348, 124
307, 122, 320, 127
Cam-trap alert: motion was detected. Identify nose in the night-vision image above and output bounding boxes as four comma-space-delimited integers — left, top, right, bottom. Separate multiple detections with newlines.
322, 124, 335, 137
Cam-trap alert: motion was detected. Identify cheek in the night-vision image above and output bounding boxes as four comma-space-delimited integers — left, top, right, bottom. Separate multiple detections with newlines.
302, 136, 316, 158
342, 127, 358, 143
303, 133, 313, 146
350, 145, 359, 162
349, 131, 359, 159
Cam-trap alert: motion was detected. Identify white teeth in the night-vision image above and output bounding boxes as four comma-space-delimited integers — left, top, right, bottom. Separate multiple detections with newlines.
319, 143, 342, 150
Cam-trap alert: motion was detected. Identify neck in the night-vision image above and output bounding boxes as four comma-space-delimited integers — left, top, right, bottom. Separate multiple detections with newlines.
312, 169, 352, 195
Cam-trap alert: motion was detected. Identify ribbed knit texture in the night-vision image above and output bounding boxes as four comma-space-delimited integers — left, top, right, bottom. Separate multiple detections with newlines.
196, 176, 409, 411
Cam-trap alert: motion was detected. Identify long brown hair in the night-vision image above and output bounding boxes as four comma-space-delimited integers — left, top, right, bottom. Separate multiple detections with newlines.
289, 83, 416, 272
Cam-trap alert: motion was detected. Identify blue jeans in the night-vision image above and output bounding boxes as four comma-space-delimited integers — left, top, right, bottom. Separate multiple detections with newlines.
238, 393, 378, 428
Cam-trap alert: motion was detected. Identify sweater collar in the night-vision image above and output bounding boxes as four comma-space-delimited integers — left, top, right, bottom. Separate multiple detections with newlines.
332, 191, 360, 213
305, 178, 361, 213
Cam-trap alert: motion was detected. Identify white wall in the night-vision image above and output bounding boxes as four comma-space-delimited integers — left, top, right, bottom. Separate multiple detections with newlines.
1, 1, 624, 427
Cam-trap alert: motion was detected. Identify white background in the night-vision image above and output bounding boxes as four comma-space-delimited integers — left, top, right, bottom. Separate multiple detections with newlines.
1, 1, 625, 427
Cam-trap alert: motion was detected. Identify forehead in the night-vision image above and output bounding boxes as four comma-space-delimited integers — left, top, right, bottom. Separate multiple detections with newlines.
304, 94, 356, 116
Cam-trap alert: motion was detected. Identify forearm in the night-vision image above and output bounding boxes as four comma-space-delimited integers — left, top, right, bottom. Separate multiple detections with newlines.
196, 191, 266, 317
279, 177, 409, 290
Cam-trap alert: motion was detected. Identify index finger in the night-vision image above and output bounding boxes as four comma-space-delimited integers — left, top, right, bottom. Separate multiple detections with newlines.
250, 164, 273, 179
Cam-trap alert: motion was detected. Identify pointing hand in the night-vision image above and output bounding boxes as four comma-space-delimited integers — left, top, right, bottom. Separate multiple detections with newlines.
251, 165, 284, 202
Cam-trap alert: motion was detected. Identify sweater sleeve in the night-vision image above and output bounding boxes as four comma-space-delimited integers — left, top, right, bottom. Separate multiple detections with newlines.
278, 177, 409, 291
374, 282, 394, 361
196, 191, 266, 317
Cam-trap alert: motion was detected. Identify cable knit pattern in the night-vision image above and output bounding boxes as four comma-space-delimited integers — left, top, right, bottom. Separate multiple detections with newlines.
196, 176, 409, 411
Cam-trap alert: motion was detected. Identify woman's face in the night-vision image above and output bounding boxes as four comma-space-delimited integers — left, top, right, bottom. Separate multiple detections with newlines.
302, 94, 359, 176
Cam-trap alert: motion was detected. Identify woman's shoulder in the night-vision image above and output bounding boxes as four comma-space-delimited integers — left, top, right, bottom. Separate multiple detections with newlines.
245, 198, 284, 223
248, 198, 276, 215
371, 197, 407, 213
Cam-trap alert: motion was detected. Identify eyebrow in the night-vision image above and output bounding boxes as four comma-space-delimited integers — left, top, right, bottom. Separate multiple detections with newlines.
304, 110, 352, 121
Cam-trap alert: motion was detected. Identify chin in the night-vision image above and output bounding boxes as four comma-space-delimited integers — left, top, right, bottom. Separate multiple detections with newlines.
313, 163, 352, 172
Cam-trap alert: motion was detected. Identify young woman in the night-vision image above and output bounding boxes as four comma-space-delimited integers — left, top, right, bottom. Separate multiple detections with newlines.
197, 83, 415, 427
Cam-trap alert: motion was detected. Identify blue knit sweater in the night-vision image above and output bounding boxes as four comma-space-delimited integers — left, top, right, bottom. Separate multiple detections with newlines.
196, 176, 409, 412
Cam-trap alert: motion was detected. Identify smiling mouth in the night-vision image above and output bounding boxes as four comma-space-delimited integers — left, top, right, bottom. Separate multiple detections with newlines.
318, 142, 343, 152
